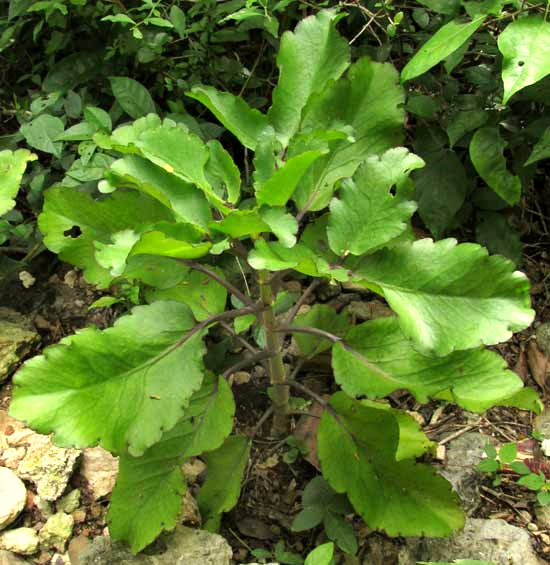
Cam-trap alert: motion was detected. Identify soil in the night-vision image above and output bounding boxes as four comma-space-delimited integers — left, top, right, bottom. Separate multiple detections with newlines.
2, 195, 550, 564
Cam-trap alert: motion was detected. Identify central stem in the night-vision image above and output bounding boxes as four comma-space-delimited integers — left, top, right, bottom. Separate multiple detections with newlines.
258, 270, 289, 436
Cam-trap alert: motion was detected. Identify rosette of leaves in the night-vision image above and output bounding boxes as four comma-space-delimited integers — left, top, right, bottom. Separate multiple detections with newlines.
11, 9, 537, 554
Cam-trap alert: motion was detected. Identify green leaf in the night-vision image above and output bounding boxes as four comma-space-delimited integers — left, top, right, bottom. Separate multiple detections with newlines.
327, 148, 422, 255
470, 126, 521, 205
256, 150, 326, 207
210, 209, 269, 239
101, 13, 136, 25
94, 229, 141, 276
509, 461, 531, 475
537, 491, 550, 506
109, 76, 156, 119
108, 375, 235, 552
525, 126, 550, 166
268, 9, 350, 143
414, 149, 468, 239
205, 140, 241, 204
259, 207, 298, 248
84, 106, 112, 132
10, 302, 206, 456
56, 122, 96, 141
0, 149, 37, 216
248, 239, 350, 281
498, 387, 542, 413
498, 442, 517, 464
293, 304, 349, 357
476, 211, 522, 266
170, 5, 187, 38
109, 155, 211, 230
42, 52, 103, 93
498, 16, 550, 104
324, 512, 357, 555
20, 115, 64, 157
147, 17, 173, 28
186, 85, 268, 150
134, 125, 215, 199
349, 238, 533, 355
197, 435, 251, 531
293, 58, 405, 211
332, 317, 523, 411
447, 109, 488, 148
318, 392, 464, 536
305, 542, 334, 565
38, 186, 173, 287
146, 269, 228, 321
130, 225, 212, 260
362, 400, 434, 460
517, 472, 546, 491
401, 16, 485, 83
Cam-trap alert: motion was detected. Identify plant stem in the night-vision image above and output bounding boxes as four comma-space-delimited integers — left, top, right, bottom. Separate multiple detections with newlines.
258, 269, 290, 436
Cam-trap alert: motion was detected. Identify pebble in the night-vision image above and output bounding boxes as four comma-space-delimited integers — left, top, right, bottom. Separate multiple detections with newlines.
38, 513, 74, 552
0, 527, 39, 555
0, 468, 27, 531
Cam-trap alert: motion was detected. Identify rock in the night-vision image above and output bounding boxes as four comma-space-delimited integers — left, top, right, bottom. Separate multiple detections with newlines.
181, 459, 205, 483
32, 497, 53, 520
360, 535, 400, 565
1, 449, 26, 470
68, 534, 90, 564
57, 490, 80, 514
78, 526, 233, 565
79, 447, 118, 500
0, 550, 28, 564
17, 435, 80, 501
0, 468, 27, 531
535, 504, 550, 529
38, 513, 74, 552
50, 553, 70, 564
0, 528, 39, 555
440, 432, 490, 515
181, 491, 201, 527
398, 518, 545, 565
536, 322, 550, 355
0, 309, 38, 382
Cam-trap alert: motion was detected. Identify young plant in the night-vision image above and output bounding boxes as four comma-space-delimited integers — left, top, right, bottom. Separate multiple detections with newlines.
10, 9, 538, 554
478, 442, 550, 505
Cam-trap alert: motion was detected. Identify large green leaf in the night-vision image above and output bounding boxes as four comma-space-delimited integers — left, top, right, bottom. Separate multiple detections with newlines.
210, 209, 269, 239
186, 86, 268, 150
332, 317, 524, 411
108, 375, 234, 552
259, 207, 298, 248
255, 150, 326, 207
268, 9, 350, 144
349, 238, 533, 355
37, 187, 173, 287
292, 58, 405, 211
10, 301, 206, 456
147, 269, 228, 321
318, 393, 464, 536
401, 16, 486, 83
248, 239, 350, 281
525, 126, 550, 166
109, 76, 156, 119
20, 115, 64, 157
0, 149, 37, 216
327, 148, 422, 255
469, 126, 521, 205
109, 155, 212, 230
498, 16, 550, 104
205, 140, 241, 204
413, 148, 468, 239
197, 435, 251, 531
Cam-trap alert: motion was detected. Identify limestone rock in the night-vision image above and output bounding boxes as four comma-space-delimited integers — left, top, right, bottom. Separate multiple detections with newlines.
0, 528, 39, 556
38, 513, 74, 552
0, 309, 38, 382
398, 518, 545, 565
0, 468, 26, 531
17, 435, 80, 501
57, 490, 80, 514
0, 550, 28, 564
79, 447, 118, 500
181, 490, 201, 527
440, 431, 490, 515
78, 526, 233, 565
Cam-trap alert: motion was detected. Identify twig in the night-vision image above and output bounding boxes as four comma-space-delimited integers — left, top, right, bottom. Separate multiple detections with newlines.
438, 421, 481, 445
218, 321, 260, 355
0, 246, 27, 254
223, 351, 271, 379
286, 378, 330, 410
284, 279, 321, 325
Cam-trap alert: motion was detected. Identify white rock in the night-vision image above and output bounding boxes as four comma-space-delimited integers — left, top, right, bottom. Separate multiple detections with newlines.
0, 527, 39, 555
0, 549, 28, 564
79, 447, 118, 500
0, 468, 26, 531
57, 489, 80, 514
38, 512, 74, 552
17, 435, 80, 501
